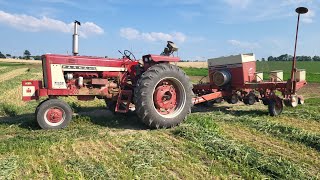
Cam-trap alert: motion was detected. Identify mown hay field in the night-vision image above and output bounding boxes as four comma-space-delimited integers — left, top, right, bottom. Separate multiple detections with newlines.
0, 61, 319, 179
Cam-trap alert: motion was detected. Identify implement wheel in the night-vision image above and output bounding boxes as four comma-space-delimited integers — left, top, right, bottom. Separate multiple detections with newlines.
227, 94, 239, 104
298, 96, 305, 105
268, 98, 283, 116
36, 99, 72, 129
134, 63, 193, 128
244, 93, 256, 105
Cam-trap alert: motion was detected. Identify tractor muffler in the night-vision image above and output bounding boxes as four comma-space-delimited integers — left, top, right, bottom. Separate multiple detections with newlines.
73, 20, 81, 56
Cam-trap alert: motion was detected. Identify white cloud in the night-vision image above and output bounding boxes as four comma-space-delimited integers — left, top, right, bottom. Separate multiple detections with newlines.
224, 0, 251, 9
220, 0, 316, 24
0, 10, 104, 38
120, 28, 187, 43
228, 39, 260, 49
119, 28, 140, 40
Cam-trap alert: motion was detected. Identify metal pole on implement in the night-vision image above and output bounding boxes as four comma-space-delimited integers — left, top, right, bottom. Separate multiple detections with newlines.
290, 7, 308, 94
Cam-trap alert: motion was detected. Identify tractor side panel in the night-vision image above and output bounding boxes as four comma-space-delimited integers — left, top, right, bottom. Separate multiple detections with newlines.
209, 61, 256, 88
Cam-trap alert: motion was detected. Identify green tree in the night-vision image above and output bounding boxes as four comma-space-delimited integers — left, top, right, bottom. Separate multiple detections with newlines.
0, 51, 5, 59
33, 56, 41, 60
297, 56, 312, 61
261, 58, 266, 61
5, 54, 11, 58
313, 56, 320, 61
267, 56, 274, 61
24, 50, 31, 60
278, 54, 289, 61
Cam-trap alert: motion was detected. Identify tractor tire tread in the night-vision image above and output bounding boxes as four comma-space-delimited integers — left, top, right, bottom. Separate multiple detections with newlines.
134, 63, 193, 129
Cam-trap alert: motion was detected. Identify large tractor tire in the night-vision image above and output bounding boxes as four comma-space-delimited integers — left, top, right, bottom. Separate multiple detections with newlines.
134, 63, 193, 129
36, 99, 73, 130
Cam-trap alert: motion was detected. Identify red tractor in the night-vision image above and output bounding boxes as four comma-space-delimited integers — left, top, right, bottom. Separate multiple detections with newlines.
22, 21, 193, 129
22, 7, 308, 130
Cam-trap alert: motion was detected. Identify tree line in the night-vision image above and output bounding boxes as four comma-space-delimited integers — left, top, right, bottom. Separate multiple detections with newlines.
262, 54, 320, 61
0, 50, 41, 60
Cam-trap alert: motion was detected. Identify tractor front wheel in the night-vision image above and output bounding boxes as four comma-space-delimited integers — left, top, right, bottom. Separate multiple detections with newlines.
134, 63, 193, 129
36, 99, 73, 129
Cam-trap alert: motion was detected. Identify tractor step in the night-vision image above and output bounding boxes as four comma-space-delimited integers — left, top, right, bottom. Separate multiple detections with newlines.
115, 90, 132, 113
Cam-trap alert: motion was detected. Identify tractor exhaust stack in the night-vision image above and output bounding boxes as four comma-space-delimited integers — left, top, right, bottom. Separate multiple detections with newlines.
73, 20, 81, 56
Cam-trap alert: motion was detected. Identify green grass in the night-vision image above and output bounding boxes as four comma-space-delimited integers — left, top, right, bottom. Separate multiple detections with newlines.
174, 116, 311, 179
0, 61, 319, 179
182, 61, 320, 83
0, 62, 27, 67
257, 61, 320, 83
182, 67, 208, 77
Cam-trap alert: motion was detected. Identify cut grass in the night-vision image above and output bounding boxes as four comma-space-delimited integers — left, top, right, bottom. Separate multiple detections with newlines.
218, 122, 320, 177
173, 114, 312, 179
210, 109, 320, 151
0, 62, 27, 67
0, 68, 29, 83
0, 61, 319, 179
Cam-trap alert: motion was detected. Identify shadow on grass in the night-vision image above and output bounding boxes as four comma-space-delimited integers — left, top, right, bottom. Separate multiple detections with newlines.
0, 107, 147, 131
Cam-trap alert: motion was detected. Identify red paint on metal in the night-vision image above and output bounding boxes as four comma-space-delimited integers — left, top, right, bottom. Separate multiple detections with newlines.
209, 61, 256, 88
115, 90, 132, 113
153, 81, 178, 115
22, 80, 42, 101
102, 72, 121, 77
46, 108, 63, 123
149, 55, 180, 62
43, 54, 139, 91
192, 92, 223, 105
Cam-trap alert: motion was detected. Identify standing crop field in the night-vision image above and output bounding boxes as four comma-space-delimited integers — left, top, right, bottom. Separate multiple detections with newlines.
0, 62, 319, 179
179, 61, 320, 83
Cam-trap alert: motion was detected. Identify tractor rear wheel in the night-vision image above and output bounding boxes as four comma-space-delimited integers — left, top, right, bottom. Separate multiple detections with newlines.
36, 99, 73, 129
134, 63, 193, 129
268, 98, 283, 116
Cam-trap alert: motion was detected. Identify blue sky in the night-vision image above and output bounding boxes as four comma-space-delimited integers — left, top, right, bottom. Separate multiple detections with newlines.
0, 0, 318, 60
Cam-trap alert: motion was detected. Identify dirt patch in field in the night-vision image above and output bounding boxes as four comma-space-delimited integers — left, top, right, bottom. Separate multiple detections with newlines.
173, 62, 208, 68
298, 83, 320, 98
0, 68, 29, 83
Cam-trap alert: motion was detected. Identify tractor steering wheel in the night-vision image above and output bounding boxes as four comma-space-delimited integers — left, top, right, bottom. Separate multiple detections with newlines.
124, 50, 136, 61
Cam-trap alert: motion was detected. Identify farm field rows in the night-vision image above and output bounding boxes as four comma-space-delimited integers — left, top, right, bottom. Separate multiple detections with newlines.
0, 62, 319, 179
